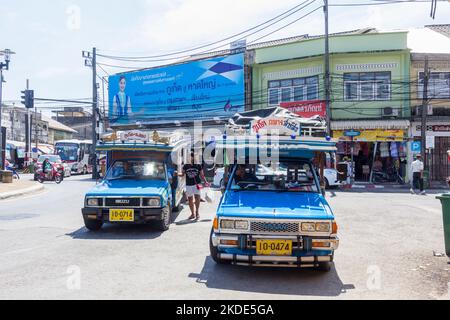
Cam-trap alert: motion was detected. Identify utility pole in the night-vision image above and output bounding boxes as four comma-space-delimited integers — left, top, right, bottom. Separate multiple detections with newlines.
421, 56, 430, 172
0, 49, 15, 170
91, 47, 99, 180
25, 79, 31, 166
324, 0, 331, 137
0, 68, 3, 170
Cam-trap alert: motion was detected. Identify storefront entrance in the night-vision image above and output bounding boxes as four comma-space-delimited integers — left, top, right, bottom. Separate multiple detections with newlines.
428, 137, 450, 182
333, 128, 408, 184
336, 141, 407, 183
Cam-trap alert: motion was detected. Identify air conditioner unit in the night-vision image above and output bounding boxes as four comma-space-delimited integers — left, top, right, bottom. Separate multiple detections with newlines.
382, 107, 400, 118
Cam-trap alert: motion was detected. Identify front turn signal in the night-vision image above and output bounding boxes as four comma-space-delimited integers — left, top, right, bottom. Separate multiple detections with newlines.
332, 222, 338, 234
213, 217, 219, 231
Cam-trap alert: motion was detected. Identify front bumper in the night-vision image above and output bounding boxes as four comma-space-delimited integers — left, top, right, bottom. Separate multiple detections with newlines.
212, 233, 339, 267
82, 207, 164, 223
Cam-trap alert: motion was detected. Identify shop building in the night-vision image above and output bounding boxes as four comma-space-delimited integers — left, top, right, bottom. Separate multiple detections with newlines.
250, 29, 411, 182
409, 49, 450, 183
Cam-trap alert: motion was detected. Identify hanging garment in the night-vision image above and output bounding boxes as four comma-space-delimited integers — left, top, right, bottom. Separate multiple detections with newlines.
380, 142, 390, 158
353, 143, 361, 156
390, 142, 398, 158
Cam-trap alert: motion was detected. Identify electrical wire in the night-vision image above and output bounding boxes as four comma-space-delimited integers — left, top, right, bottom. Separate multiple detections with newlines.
97, 0, 316, 60
96, 1, 321, 69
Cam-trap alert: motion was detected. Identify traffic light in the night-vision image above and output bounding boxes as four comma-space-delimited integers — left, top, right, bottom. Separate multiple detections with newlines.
20, 90, 34, 109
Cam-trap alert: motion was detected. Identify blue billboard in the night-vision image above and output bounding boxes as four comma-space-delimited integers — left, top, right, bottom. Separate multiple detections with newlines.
108, 53, 245, 125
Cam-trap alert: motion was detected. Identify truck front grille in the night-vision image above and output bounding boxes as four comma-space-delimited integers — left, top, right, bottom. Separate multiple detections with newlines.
105, 198, 141, 207
250, 221, 299, 234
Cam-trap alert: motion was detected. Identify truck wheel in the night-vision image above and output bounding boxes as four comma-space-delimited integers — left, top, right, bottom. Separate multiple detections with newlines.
209, 229, 229, 264
172, 203, 182, 212
84, 218, 103, 231
155, 205, 171, 231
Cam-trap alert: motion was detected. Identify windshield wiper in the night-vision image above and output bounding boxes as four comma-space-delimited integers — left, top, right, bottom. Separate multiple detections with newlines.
106, 175, 136, 181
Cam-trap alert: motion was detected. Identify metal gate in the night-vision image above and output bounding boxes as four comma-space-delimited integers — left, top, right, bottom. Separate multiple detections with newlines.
429, 137, 450, 181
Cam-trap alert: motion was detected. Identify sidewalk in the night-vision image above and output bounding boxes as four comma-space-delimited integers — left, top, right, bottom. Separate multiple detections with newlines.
0, 178, 44, 200
339, 181, 449, 193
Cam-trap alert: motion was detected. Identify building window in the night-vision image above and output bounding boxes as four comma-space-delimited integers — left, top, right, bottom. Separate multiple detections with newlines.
268, 75, 319, 106
418, 72, 450, 99
343, 72, 391, 101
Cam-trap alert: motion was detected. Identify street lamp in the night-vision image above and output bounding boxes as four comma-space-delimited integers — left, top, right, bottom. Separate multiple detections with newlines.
0, 49, 15, 170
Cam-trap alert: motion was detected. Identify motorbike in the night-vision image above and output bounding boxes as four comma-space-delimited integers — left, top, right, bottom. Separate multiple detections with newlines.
36, 164, 64, 184
5, 164, 20, 180
372, 165, 404, 185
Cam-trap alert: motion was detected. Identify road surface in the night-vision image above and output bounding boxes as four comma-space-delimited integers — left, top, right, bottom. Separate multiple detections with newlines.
0, 175, 449, 300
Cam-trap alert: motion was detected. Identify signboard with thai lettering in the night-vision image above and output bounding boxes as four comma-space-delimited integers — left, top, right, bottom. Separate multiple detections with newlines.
250, 117, 301, 136
280, 100, 326, 118
120, 130, 150, 142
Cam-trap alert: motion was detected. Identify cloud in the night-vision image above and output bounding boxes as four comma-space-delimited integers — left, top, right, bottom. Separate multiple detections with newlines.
135, 0, 304, 51
36, 67, 69, 79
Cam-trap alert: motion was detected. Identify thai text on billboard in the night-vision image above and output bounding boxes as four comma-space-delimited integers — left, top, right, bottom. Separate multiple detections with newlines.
108, 54, 245, 125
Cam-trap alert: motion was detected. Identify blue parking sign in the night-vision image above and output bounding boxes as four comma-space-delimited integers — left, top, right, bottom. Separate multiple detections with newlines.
411, 141, 421, 153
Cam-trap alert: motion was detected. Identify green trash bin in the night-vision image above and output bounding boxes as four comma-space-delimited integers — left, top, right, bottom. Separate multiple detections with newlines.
436, 193, 450, 258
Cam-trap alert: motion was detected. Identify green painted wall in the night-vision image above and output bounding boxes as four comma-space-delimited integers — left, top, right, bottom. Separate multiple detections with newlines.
251, 32, 411, 120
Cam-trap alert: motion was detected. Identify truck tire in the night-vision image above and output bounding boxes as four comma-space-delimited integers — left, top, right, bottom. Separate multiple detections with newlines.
155, 205, 171, 231
84, 218, 103, 231
209, 229, 229, 265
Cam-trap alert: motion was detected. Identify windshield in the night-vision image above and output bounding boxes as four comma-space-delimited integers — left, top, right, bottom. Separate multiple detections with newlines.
105, 160, 166, 181
230, 161, 319, 193
55, 143, 79, 162
38, 155, 61, 163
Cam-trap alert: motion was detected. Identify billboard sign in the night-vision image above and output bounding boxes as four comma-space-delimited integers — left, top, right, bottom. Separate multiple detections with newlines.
108, 54, 245, 125
280, 100, 326, 118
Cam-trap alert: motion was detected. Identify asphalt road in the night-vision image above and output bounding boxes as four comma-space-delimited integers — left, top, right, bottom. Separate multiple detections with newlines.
0, 175, 449, 300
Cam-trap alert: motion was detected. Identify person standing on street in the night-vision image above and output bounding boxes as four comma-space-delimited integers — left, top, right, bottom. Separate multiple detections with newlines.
180, 152, 209, 220
411, 154, 426, 195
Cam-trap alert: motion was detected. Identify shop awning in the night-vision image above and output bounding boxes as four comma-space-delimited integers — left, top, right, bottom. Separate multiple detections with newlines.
331, 120, 410, 131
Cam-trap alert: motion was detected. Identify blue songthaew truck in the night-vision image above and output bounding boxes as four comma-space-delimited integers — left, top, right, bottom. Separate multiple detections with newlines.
210, 118, 339, 271
82, 130, 190, 232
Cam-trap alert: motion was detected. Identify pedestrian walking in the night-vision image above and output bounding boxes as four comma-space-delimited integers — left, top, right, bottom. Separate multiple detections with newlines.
179, 152, 209, 220
410, 154, 426, 195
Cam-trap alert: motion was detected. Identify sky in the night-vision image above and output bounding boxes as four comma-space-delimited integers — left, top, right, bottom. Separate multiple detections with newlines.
1, 0, 450, 112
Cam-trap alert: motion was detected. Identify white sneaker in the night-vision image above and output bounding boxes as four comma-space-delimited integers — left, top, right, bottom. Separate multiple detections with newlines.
410, 188, 415, 194
420, 191, 427, 196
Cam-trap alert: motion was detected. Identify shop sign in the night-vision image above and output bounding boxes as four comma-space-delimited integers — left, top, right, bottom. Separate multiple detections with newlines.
333, 130, 404, 142
426, 136, 435, 149
411, 141, 421, 153
344, 130, 361, 137
120, 130, 150, 142
280, 100, 326, 118
251, 117, 301, 135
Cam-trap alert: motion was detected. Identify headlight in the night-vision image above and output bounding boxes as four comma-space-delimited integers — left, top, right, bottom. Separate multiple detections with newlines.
220, 219, 235, 230
144, 198, 161, 207
315, 222, 331, 232
87, 198, 99, 207
235, 220, 249, 230
301, 222, 316, 232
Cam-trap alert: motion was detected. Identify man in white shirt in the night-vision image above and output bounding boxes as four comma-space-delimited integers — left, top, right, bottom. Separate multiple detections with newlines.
410, 154, 425, 195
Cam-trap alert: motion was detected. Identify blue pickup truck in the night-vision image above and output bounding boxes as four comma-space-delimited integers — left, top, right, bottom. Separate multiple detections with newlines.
82, 130, 189, 232
209, 136, 339, 271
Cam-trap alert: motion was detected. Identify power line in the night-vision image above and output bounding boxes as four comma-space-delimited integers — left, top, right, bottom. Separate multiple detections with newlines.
96, 1, 320, 69
97, 0, 317, 61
